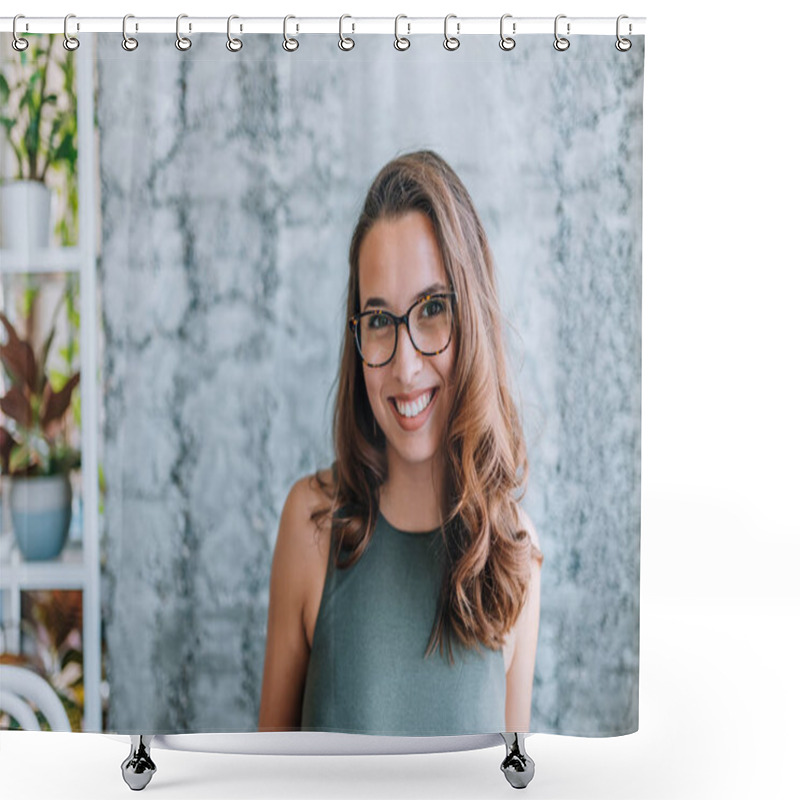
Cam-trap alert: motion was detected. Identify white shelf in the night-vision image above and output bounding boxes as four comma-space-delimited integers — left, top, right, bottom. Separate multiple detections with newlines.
0, 40, 102, 731
0, 540, 88, 591
0, 247, 83, 274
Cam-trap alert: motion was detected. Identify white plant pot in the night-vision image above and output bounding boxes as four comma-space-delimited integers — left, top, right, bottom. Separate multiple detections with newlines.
10, 473, 73, 561
0, 180, 53, 251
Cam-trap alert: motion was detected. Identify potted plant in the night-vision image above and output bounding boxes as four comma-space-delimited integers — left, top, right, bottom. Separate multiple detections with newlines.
0, 35, 78, 250
0, 590, 84, 731
0, 308, 80, 560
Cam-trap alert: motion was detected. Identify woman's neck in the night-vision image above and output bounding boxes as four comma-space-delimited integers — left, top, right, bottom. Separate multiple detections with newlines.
379, 451, 446, 532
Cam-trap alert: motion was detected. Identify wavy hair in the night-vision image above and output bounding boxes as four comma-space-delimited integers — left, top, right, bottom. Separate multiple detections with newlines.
312, 150, 537, 662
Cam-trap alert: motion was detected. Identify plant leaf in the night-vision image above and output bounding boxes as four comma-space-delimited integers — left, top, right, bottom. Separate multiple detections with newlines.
0, 384, 34, 428
39, 322, 57, 393
53, 131, 75, 162
40, 371, 80, 429
0, 426, 19, 475
0, 311, 38, 393
9, 441, 40, 476
25, 68, 44, 95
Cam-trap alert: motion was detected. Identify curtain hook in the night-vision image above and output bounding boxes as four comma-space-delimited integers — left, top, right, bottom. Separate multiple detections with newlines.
227, 15, 243, 52
443, 14, 460, 51
553, 14, 570, 51
394, 14, 410, 51
338, 14, 355, 51
122, 14, 139, 51
616, 15, 632, 51
63, 13, 80, 51
176, 13, 192, 51
12, 14, 29, 51
500, 14, 516, 51
283, 15, 299, 51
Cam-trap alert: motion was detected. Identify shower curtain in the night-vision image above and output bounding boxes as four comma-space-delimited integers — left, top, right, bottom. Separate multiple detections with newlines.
2, 27, 643, 739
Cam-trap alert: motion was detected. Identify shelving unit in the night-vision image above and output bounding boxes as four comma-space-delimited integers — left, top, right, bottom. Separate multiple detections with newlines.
0, 543, 88, 591
0, 247, 82, 274
0, 37, 101, 732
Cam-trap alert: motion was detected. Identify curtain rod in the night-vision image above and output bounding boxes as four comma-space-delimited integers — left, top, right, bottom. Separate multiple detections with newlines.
0, 16, 646, 37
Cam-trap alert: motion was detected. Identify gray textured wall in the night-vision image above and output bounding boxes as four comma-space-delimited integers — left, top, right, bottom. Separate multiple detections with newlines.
96, 33, 643, 735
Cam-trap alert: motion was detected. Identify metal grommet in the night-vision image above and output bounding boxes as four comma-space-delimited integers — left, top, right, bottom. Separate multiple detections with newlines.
122, 14, 139, 51
12, 14, 29, 51
443, 14, 460, 51
553, 14, 570, 51
338, 14, 355, 51
63, 13, 80, 51
283, 15, 299, 52
227, 15, 243, 52
176, 13, 192, 51
394, 14, 410, 51
615, 14, 632, 52
499, 14, 515, 51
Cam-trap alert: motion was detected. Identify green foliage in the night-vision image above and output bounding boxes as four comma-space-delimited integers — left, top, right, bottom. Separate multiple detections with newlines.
24, 590, 84, 731
0, 299, 81, 477
0, 34, 79, 245
50, 274, 82, 428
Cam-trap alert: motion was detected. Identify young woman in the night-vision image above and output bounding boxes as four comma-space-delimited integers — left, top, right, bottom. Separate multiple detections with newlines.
259, 150, 542, 735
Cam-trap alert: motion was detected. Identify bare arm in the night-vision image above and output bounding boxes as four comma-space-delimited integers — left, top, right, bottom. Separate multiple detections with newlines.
504, 512, 543, 732
258, 480, 316, 731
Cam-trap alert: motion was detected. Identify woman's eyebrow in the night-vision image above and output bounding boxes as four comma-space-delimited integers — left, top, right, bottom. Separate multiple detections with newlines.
363, 282, 448, 310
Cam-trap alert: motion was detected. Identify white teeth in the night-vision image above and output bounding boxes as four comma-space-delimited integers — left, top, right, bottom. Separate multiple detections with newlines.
395, 390, 433, 418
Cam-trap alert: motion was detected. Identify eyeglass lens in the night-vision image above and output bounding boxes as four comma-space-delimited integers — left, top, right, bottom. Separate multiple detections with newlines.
355, 295, 454, 366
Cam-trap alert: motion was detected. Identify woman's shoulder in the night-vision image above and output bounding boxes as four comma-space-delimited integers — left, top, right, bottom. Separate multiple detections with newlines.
272, 470, 335, 652
281, 468, 336, 540
275, 469, 334, 589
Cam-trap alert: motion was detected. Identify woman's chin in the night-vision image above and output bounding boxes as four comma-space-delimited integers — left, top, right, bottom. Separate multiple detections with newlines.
384, 437, 440, 469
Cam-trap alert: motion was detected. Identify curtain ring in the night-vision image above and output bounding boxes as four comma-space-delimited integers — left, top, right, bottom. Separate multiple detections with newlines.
553, 14, 570, 51
394, 14, 410, 51
122, 14, 139, 51
443, 14, 460, 51
227, 15, 243, 51
63, 13, 80, 51
338, 14, 355, 51
176, 13, 192, 50
12, 15, 29, 51
499, 14, 515, 51
615, 15, 632, 52
283, 15, 299, 52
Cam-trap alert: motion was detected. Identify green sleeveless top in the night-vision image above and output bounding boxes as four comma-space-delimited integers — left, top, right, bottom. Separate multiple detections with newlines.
300, 510, 506, 735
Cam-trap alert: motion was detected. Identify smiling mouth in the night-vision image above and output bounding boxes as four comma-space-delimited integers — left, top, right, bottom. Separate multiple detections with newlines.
391, 389, 437, 419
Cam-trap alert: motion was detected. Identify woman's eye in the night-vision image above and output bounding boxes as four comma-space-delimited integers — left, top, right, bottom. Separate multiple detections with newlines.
421, 299, 445, 317
367, 313, 390, 329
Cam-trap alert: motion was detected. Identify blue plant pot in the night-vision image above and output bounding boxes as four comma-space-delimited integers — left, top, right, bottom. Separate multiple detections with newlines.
10, 474, 73, 561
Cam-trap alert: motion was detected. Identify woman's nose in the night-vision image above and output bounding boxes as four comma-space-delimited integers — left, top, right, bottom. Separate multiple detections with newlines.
392, 322, 422, 382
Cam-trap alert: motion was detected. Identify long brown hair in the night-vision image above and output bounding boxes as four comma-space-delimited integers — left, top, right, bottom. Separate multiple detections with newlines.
312, 150, 535, 661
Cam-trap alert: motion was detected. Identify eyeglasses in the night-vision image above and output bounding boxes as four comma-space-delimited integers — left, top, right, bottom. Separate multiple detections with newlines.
349, 291, 457, 368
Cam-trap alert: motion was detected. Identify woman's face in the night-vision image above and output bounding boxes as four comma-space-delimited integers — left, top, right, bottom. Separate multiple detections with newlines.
357, 211, 456, 473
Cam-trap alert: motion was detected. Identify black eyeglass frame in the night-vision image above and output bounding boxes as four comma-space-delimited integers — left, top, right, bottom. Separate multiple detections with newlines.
348, 290, 458, 368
